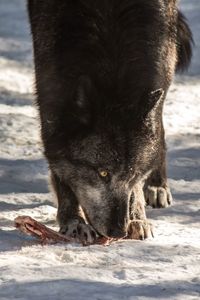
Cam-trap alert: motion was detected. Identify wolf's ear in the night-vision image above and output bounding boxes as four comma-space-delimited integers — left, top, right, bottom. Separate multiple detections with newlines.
141, 88, 164, 133
148, 89, 164, 109
176, 11, 193, 73
73, 75, 92, 125
143, 88, 164, 116
141, 88, 164, 124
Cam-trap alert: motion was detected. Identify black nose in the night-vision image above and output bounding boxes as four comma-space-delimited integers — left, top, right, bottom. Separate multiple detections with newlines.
107, 228, 127, 239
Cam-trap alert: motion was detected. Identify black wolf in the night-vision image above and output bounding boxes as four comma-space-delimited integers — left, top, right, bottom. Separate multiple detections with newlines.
28, 0, 192, 242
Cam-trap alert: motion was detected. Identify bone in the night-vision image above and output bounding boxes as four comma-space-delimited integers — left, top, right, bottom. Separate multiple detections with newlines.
14, 216, 112, 246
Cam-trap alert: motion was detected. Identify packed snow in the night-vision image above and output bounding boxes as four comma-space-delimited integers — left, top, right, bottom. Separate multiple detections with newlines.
0, 1, 199, 299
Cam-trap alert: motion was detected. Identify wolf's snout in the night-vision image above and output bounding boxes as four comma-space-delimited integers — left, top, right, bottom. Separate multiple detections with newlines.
106, 211, 129, 238
103, 202, 129, 238
107, 227, 127, 239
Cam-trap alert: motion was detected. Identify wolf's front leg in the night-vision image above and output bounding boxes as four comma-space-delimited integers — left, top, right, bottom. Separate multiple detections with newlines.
144, 136, 173, 208
144, 169, 173, 208
128, 182, 153, 240
51, 172, 97, 244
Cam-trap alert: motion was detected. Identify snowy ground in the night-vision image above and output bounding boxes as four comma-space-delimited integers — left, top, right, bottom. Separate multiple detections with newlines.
0, 1, 200, 299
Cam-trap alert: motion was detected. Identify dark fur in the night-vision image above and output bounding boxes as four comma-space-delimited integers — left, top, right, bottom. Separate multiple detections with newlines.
28, 0, 192, 238
176, 11, 193, 72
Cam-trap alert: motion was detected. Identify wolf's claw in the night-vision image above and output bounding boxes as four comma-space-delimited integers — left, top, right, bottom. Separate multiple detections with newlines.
60, 219, 97, 245
127, 219, 153, 240
145, 186, 172, 208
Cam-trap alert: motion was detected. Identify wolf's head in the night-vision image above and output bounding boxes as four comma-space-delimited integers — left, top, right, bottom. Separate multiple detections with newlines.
50, 77, 165, 238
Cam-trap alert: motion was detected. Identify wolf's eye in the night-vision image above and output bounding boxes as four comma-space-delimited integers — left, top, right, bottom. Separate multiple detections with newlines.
99, 170, 108, 178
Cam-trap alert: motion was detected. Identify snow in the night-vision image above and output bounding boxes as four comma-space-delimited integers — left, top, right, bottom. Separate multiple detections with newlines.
0, 0, 200, 299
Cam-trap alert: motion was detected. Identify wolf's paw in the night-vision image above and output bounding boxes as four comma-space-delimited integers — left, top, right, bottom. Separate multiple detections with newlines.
145, 186, 173, 208
60, 219, 97, 245
127, 220, 153, 240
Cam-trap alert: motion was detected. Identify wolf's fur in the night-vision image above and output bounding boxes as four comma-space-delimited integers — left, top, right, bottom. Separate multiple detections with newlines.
28, 0, 192, 239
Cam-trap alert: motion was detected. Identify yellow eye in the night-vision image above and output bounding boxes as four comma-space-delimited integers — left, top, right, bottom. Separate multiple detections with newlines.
99, 170, 108, 177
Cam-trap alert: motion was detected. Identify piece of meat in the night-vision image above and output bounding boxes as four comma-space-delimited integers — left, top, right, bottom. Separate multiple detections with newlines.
14, 216, 112, 246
